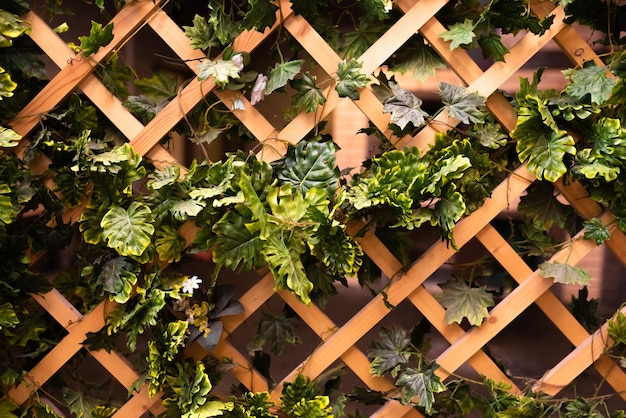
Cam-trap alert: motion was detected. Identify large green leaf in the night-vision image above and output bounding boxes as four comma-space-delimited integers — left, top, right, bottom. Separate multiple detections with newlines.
563, 64, 616, 105
389, 44, 446, 82
264, 233, 312, 305
242, 0, 278, 31
439, 18, 475, 50
78, 21, 114, 57
539, 261, 592, 285
0, 188, 19, 224
134, 70, 179, 102
582, 218, 611, 245
515, 128, 576, 182
100, 202, 155, 257
435, 279, 494, 326
439, 82, 486, 125
335, 58, 370, 100
212, 211, 264, 272
0, 9, 30, 47
96, 256, 139, 303
383, 82, 429, 129
518, 182, 573, 231
367, 326, 411, 377
395, 362, 446, 413
291, 72, 327, 114
276, 141, 339, 195
155, 225, 185, 263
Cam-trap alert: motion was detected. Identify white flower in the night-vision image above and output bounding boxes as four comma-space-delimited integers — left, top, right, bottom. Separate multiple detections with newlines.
231, 96, 246, 111
250, 73, 267, 105
182, 275, 202, 294
382, 0, 393, 12
231, 54, 244, 70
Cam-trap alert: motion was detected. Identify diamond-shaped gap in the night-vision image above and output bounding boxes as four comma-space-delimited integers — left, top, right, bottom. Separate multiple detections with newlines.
38, 347, 148, 417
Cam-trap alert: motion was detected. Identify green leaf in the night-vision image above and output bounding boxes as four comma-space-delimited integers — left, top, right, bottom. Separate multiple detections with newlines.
242, 0, 278, 31
264, 233, 313, 305
359, 0, 392, 21
147, 165, 181, 191
367, 326, 411, 377
335, 58, 370, 100
539, 261, 592, 285
134, 70, 179, 102
212, 211, 264, 272
583, 218, 611, 245
0, 189, 19, 224
0, 399, 18, 418
276, 141, 340, 195
78, 21, 114, 57
264, 59, 303, 94
250, 311, 302, 355
188, 400, 233, 417
95, 256, 139, 303
183, 14, 219, 51
478, 32, 509, 62
389, 44, 447, 82
439, 18, 476, 50
518, 182, 573, 231
0, 9, 30, 47
123, 95, 164, 124
155, 225, 185, 263
197, 58, 242, 88
0, 303, 18, 329
515, 128, 576, 182
383, 82, 429, 129
90, 406, 117, 418
208, 0, 240, 46
608, 311, 626, 346
63, 387, 101, 418
339, 20, 385, 59
433, 189, 466, 245
170, 198, 205, 221
290, 396, 333, 418
0, 67, 17, 99
563, 64, 616, 105
291, 72, 327, 114
436, 279, 494, 326
395, 362, 446, 413
472, 122, 508, 149
100, 202, 155, 257
439, 82, 486, 124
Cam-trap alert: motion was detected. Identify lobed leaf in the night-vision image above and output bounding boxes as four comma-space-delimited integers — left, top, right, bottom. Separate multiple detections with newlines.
439, 19, 475, 50
539, 261, 592, 285
436, 279, 494, 326
100, 202, 155, 257
79, 21, 114, 57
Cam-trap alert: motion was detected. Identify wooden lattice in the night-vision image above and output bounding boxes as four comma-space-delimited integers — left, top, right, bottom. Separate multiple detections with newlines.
7, 0, 626, 416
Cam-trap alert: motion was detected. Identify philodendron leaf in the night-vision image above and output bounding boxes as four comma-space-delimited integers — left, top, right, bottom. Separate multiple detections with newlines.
212, 211, 264, 272
367, 326, 411, 377
515, 128, 576, 182
439, 18, 476, 50
0, 67, 17, 99
383, 82, 429, 129
276, 141, 340, 195
0, 187, 19, 225
563, 64, 616, 105
100, 201, 155, 257
395, 362, 446, 413
169, 198, 205, 221
96, 256, 139, 303
436, 279, 494, 326
583, 218, 611, 245
439, 82, 486, 125
335, 58, 370, 100
539, 261, 592, 285
79, 21, 114, 57
265, 59, 304, 94
155, 225, 185, 263
250, 311, 302, 355
264, 233, 313, 305
0, 303, 18, 329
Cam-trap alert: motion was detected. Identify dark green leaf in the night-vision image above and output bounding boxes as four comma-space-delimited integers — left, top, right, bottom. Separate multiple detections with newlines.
291, 72, 327, 114
264, 59, 303, 94
518, 182, 573, 231
209, 0, 240, 46
583, 218, 611, 245
395, 361, 446, 412
212, 211, 264, 272
335, 58, 370, 100
359, 0, 392, 21
439, 82, 486, 124
339, 20, 385, 59
368, 326, 411, 377
436, 279, 494, 326
242, 0, 278, 31
79, 21, 114, 57
95, 256, 139, 303
134, 70, 178, 102
388, 44, 446, 82
264, 233, 312, 305
276, 140, 340, 195
251, 311, 302, 355
155, 225, 185, 263
515, 128, 576, 182
478, 32, 509, 62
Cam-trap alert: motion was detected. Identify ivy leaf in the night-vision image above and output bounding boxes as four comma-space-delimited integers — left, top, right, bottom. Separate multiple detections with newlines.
478, 32, 509, 62
608, 311, 626, 346
515, 128, 576, 182
100, 202, 155, 257
183, 14, 219, 51
197, 58, 242, 88
264, 59, 303, 94
439, 82, 486, 125
395, 362, 446, 412
472, 122, 508, 149
290, 72, 327, 114
583, 218, 611, 245
436, 279, 494, 326
78, 21, 114, 57
367, 326, 411, 377
276, 141, 340, 195
155, 225, 185, 263
563, 64, 616, 105
0, 303, 18, 329
539, 261, 592, 285
63, 387, 101, 418
96, 256, 139, 303
212, 211, 264, 272
383, 82, 429, 129
518, 182, 573, 231
335, 58, 370, 100
250, 311, 302, 355
134, 70, 178, 102
242, 0, 278, 31
439, 19, 476, 50
208, 0, 239, 46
